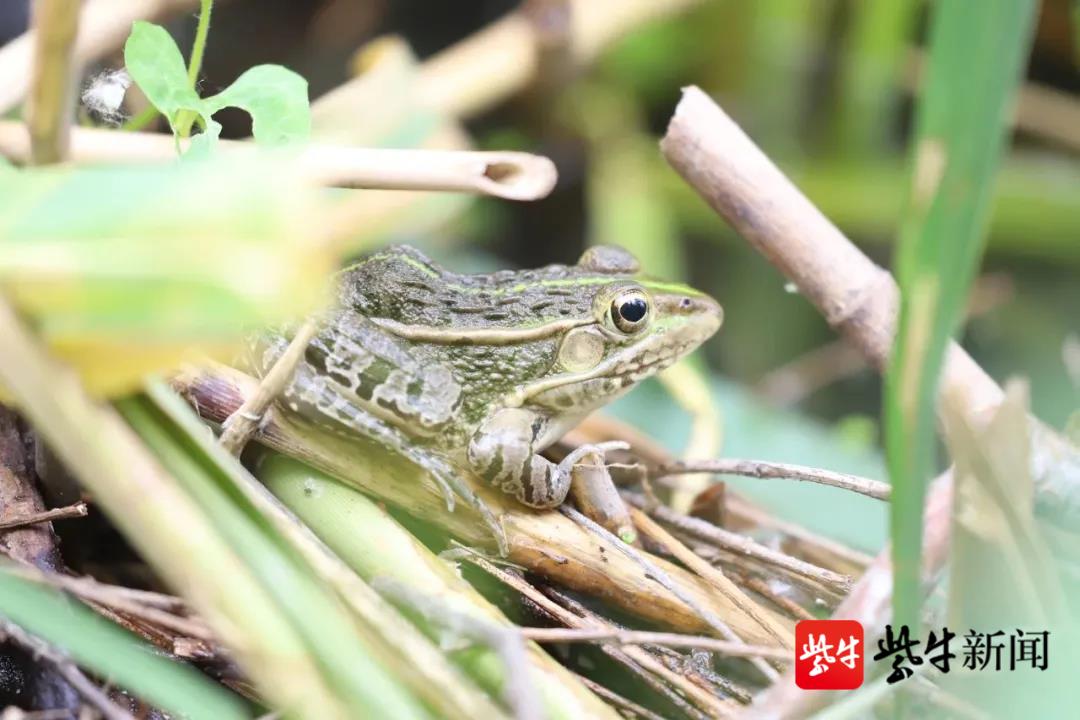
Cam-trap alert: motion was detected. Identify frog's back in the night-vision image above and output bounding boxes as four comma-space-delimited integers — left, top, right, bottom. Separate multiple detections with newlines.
338, 245, 632, 329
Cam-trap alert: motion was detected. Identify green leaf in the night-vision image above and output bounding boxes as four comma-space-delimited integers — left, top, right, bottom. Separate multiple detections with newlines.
0, 158, 334, 396
123, 21, 203, 131
124, 22, 310, 153
0, 568, 248, 720
204, 65, 311, 145
884, 0, 1038, 631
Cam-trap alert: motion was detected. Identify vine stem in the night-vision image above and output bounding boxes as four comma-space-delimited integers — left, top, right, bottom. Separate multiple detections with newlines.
187, 0, 213, 89
176, 0, 213, 139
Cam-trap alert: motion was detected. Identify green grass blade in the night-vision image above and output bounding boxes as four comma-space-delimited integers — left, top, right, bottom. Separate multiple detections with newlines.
884, 0, 1038, 631
142, 380, 506, 720
118, 390, 432, 720
0, 567, 248, 720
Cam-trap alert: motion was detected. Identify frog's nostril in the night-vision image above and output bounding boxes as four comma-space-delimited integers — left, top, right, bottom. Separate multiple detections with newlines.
679, 297, 692, 309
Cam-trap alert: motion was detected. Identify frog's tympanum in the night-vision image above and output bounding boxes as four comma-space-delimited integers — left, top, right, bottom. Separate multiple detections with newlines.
257, 245, 722, 541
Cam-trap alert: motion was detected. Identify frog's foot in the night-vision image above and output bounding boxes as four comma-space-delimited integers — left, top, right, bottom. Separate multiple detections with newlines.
471, 494, 509, 557
427, 464, 508, 556
557, 441, 632, 477
394, 443, 507, 555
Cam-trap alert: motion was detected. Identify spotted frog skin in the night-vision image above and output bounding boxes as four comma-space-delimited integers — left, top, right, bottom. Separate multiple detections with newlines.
257, 245, 722, 534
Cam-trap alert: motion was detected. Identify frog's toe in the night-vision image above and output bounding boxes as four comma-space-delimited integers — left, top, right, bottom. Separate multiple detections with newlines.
477, 502, 509, 556
429, 472, 457, 512
557, 441, 631, 475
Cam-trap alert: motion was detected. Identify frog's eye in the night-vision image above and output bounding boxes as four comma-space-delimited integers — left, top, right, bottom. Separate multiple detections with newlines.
610, 290, 650, 333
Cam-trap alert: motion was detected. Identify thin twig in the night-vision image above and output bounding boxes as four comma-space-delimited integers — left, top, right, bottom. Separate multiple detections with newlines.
0, 409, 69, 573
687, 541, 843, 609
572, 674, 669, 720
0, 620, 138, 720
457, 548, 734, 720
218, 320, 319, 456
80, 584, 187, 612
737, 573, 816, 622
539, 585, 726, 720
656, 458, 890, 501
0, 122, 560, 201
26, 0, 81, 164
627, 506, 793, 652
0, 501, 88, 531
723, 495, 874, 570
622, 491, 853, 594
570, 412, 875, 573
10, 566, 214, 640
519, 627, 789, 661
561, 505, 781, 682
649, 644, 752, 705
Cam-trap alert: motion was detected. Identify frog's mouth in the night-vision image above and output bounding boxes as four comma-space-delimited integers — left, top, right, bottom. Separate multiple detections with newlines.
512, 294, 722, 411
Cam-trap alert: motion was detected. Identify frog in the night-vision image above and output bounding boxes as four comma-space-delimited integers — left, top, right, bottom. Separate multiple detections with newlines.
255, 244, 722, 550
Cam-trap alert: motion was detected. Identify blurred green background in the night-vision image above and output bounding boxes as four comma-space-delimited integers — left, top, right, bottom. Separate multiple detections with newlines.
0, 1, 1077, 717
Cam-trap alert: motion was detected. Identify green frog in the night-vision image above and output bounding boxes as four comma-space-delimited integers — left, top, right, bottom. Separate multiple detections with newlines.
256, 245, 722, 547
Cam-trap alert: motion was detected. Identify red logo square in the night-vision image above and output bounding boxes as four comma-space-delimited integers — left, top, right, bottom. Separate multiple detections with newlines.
795, 619, 864, 690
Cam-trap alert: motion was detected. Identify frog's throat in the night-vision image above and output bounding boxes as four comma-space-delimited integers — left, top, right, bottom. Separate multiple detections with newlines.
369, 316, 595, 345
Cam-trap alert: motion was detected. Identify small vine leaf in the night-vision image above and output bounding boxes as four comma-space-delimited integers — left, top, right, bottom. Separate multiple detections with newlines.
203, 65, 311, 145
123, 22, 205, 130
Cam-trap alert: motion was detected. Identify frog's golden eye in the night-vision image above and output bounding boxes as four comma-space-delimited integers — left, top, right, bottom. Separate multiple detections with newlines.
610, 290, 650, 333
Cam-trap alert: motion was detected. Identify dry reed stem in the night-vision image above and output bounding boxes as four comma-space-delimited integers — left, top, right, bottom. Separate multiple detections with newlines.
0, 122, 559, 201
661, 87, 1003, 413
25, 0, 80, 165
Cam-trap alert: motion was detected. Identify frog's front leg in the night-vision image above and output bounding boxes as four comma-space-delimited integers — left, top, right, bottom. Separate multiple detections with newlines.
467, 408, 624, 509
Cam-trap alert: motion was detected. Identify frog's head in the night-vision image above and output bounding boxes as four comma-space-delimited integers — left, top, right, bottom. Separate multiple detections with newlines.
516, 245, 723, 417
352, 244, 721, 430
